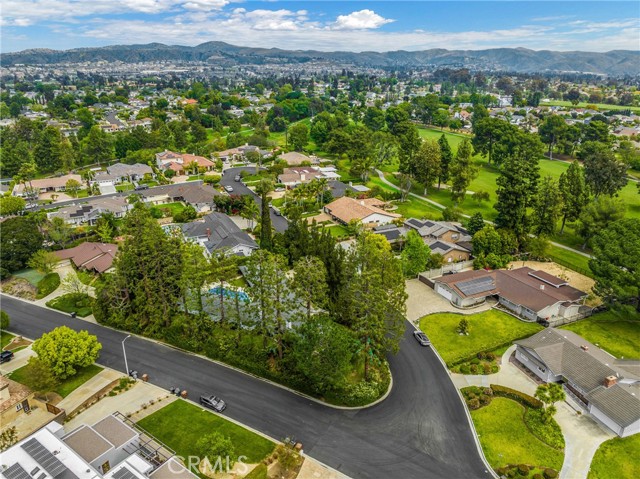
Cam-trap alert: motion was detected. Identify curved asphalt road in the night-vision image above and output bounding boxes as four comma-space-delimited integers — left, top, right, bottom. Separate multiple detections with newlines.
1, 295, 490, 479
221, 167, 289, 233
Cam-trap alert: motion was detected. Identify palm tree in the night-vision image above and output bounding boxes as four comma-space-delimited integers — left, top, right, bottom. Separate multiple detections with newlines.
241, 199, 260, 230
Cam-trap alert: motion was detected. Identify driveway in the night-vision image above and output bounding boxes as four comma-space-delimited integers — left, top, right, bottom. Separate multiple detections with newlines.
1, 294, 491, 479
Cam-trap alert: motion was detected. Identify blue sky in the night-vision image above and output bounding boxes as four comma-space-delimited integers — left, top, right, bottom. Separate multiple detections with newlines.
2, 1, 639, 53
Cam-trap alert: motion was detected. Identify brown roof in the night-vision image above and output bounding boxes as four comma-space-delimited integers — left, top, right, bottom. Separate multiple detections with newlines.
324, 196, 400, 224
436, 267, 587, 312
0, 377, 31, 413
182, 153, 214, 168
55, 242, 118, 273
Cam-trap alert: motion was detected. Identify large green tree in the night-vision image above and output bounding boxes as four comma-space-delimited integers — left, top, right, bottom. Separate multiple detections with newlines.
538, 115, 567, 161
401, 230, 431, 277
532, 176, 563, 236
33, 126, 64, 172
437, 133, 453, 189
472, 117, 515, 165
32, 326, 102, 379
292, 256, 328, 320
449, 139, 477, 203
580, 142, 628, 197
576, 196, 626, 249
589, 218, 640, 310
0, 217, 44, 278
558, 161, 589, 234
413, 139, 441, 195
82, 125, 114, 165
288, 123, 309, 151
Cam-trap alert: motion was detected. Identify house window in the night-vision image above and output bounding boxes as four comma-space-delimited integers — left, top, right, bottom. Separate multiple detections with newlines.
16, 403, 22, 411
537, 366, 546, 373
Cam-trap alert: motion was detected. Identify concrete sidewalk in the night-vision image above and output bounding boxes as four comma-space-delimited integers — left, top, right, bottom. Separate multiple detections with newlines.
58, 368, 122, 412
297, 457, 351, 479
0, 345, 35, 374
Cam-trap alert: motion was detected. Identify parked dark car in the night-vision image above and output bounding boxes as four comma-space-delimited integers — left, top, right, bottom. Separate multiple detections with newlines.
413, 330, 431, 346
0, 351, 14, 363
134, 184, 149, 191
200, 394, 227, 412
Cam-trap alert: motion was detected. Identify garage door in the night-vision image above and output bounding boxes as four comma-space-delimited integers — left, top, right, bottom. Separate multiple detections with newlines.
436, 284, 453, 301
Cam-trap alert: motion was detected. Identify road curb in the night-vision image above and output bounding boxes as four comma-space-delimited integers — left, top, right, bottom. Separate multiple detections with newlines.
1, 292, 392, 411
410, 322, 498, 479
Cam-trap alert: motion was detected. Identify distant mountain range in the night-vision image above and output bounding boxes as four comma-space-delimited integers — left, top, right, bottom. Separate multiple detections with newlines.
3, 42, 639, 76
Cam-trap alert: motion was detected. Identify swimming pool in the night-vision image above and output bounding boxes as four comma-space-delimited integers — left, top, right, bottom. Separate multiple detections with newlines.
209, 286, 250, 302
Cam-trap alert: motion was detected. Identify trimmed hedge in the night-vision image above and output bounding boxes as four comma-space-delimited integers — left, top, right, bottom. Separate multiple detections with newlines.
490, 384, 543, 409
36, 272, 60, 299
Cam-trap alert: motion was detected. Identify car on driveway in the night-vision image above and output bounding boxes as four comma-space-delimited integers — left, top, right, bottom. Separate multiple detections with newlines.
200, 394, 227, 412
224, 185, 234, 192
413, 330, 431, 346
0, 351, 14, 363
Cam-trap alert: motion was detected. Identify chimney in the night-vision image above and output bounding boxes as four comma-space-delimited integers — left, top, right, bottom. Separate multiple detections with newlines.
540, 284, 545, 290
206, 228, 211, 240
604, 375, 617, 388
580, 345, 589, 352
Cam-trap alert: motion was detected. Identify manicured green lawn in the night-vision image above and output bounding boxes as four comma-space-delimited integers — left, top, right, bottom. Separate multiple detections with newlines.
36, 272, 61, 299
137, 400, 275, 464
13, 268, 46, 286
116, 183, 134, 192
541, 100, 640, 113
419, 310, 542, 366
546, 245, 593, 278
562, 308, 640, 359
325, 224, 350, 238
151, 202, 186, 218
46, 293, 95, 317
588, 434, 640, 479
471, 397, 564, 471
9, 364, 103, 398
1, 331, 16, 350
392, 196, 442, 220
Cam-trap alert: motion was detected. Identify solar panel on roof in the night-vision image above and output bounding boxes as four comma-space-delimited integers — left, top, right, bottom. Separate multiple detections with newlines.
4, 464, 31, 479
457, 276, 496, 296
21, 439, 68, 478
111, 467, 138, 479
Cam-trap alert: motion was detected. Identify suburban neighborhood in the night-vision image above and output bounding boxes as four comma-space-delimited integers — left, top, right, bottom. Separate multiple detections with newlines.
1, 3, 639, 479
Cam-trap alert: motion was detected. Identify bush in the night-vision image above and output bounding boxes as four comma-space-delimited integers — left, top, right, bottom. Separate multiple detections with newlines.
203, 174, 221, 185
524, 408, 565, 449
543, 468, 558, 479
507, 469, 517, 478
468, 397, 480, 410
460, 364, 471, 374
533, 474, 543, 479
477, 351, 486, 360
490, 384, 543, 409
517, 464, 529, 476
486, 352, 496, 361
470, 358, 480, 365
36, 272, 61, 299
483, 363, 492, 374
0, 311, 9, 330
470, 364, 478, 374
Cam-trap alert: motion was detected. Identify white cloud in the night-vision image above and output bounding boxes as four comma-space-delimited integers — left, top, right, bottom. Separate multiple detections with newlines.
332, 9, 394, 30
182, 0, 229, 12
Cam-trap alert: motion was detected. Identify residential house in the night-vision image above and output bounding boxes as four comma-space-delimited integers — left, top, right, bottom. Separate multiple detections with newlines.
515, 329, 640, 437
92, 163, 154, 186
277, 167, 324, 187
433, 267, 589, 321
278, 151, 318, 166
327, 180, 360, 199
55, 242, 119, 273
139, 183, 220, 213
12, 174, 83, 197
180, 212, 258, 256
323, 196, 400, 226
0, 376, 47, 427
1, 413, 196, 479
375, 218, 473, 262
48, 197, 131, 226
215, 144, 270, 163
155, 150, 215, 176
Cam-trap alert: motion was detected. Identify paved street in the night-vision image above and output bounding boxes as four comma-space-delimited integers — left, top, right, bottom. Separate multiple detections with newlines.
220, 166, 289, 233
1, 295, 490, 479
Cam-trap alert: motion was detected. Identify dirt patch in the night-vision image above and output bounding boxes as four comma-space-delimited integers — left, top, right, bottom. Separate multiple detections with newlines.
1, 278, 36, 300
508, 260, 599, 304
5, 337, 32, 351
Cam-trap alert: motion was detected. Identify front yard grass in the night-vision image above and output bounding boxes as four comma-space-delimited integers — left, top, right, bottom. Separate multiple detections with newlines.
561, 308, 640, 359
419, 310, 542, 366
46, 293, 95, 317
36, 272, 61, 299
588, 434, 640, 479
1, 331, 16, 350
471, 397, 564, 472
13, 268, 46, 286
9, 364, 103, 398
137, 399, 275, 464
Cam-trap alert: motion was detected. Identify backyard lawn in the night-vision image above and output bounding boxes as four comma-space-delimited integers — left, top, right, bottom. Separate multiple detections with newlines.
9, 364, 103, 398
588, 434, 640, 479
137, 400, 275, 464
419, 310, 542, 366
562, 308, 640, 359
546, 245, 592, 278
471, 397, 564, 472
13, 268, 46, 286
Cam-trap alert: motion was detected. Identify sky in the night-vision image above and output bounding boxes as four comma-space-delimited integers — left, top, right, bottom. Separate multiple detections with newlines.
1, 1, 639, 53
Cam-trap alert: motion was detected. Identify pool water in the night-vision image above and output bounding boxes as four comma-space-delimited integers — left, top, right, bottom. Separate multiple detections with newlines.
209, 286, 250, 302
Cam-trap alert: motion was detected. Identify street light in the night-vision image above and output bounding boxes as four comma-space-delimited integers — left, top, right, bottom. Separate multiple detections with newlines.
122, 335, 131, 375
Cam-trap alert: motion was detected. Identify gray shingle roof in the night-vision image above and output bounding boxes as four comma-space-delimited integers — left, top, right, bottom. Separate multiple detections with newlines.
181, 212, 257, 254
587, 384, 640, 427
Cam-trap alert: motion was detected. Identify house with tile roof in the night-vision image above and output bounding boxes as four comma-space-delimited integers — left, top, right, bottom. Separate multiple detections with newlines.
49, 197, 132, 226
323, 196, 400, 226
515, 328, 640, 437
54, 242, 119, 273
433, 267, 589, 321
155, 150, 215, 176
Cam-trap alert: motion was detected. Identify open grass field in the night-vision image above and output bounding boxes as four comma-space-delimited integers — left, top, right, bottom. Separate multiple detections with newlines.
419, 310, 542, 366
471, 397, 564, 472
137, 399, 275, 464
588, 434, 640, 479
9, 364, 103, 398
546, 245, 592, 278
562, 308, 640, 359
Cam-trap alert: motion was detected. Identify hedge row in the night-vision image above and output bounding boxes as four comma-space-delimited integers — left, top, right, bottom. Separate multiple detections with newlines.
490, 384, 543, 409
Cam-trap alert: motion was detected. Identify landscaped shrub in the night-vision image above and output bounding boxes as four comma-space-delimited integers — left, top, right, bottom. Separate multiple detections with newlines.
479, 394, 491, 406
543, 468, 558, 479
490, 384, 543, 409
486, 352, 496, 361
506, 469, 517, 478
460, 364, 471, 374
46, 293, 95, 317
484, 387, 493, 396
483, 363, 492, 374
496, 467, 507, 476
470, 358, 480, 365
468, 397, 480, 410
477, 351, 486, 360
524, 408, 565, 449
517, 464, 529, 476
36, 272, 60, 299
533, 474, 543, 479
470, 364, 479, 374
